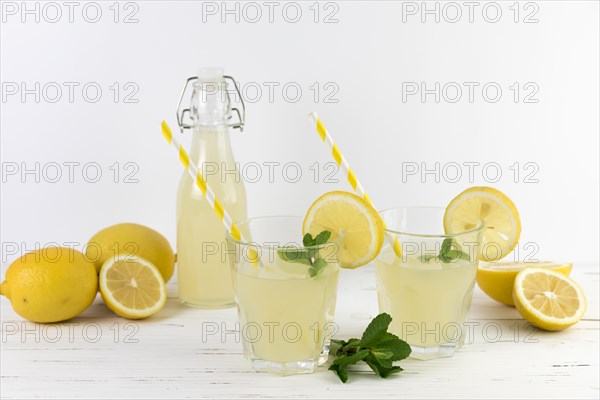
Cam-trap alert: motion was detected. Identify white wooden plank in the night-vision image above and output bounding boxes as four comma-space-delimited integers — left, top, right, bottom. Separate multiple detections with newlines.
1, 265, 598, 399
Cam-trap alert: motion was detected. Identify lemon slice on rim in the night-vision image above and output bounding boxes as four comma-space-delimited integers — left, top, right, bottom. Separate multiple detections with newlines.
302, 191, 384, 269
513, 267, 586, 331
477, 261, 572, 306
99, 255, 167, 319
444, 186, 521, 261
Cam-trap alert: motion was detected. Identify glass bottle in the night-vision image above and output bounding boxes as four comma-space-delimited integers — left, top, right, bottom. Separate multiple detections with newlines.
175, 68, 247, 308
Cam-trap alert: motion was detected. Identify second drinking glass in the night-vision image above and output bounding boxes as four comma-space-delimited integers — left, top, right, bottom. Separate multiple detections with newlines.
375, 207, 484, 360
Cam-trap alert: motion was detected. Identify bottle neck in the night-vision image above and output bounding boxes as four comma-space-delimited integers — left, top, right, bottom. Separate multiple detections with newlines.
188, 126, 234, 164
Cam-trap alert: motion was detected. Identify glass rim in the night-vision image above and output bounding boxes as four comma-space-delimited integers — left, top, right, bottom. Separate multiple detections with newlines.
378, 206, 485, 239
226, 215, 342, 250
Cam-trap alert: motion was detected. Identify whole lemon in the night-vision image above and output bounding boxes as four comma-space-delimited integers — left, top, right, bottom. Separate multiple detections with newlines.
0, 248, 98, 323
86, 223, 175, 282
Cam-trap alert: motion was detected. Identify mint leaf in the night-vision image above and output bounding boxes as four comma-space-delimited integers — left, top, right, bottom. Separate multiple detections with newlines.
371, 349, 394, 361
341, 338, 362, 352
439, 238, 453, 262
278, 230, 332, 277
328, 364, 349, 383
381, 366, 403, 378
314, 230, 332, 246
370, 351, 394, 368
329, 339, 346, 355
360, 313, 392, 348
277, 247, 312, 266
363, 354, 382, 376
329, 313, 410, 383
379, 332, 400, 342
331, 338, 361, 356
374, 339, 412, 361
438, 238, 470, 263
364, 354, 403, 378
333, 349, 369, 366
303, 233, 314, 247
440, 238, 453, 253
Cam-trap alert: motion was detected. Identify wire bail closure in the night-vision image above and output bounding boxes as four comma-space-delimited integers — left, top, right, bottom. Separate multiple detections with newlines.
176, 75, 246, 133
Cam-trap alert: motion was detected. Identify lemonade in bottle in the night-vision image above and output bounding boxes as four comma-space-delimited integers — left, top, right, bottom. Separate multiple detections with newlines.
176, 68, 247, 308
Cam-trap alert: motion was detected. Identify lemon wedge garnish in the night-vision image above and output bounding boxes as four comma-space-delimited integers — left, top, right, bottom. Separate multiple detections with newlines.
444, 186, 521, 261
302, 191, 384, 269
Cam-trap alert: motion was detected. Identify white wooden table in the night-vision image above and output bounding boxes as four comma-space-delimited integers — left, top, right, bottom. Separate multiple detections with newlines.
1, 264, 598, 399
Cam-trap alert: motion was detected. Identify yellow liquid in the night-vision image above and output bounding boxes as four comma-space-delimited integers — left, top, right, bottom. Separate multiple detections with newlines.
375, 245, 477, 348
177, 128, 247, 308
233, 255, 339, 363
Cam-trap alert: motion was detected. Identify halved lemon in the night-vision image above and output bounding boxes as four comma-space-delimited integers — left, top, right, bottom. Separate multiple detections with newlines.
477, 261, 572, 306
444, 186, 521, 261
302, 191, 384, 269
99, 255, 167, 319
513, 267, 586, 331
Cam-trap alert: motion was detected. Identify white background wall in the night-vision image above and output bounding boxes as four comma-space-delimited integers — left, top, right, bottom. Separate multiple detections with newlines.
1, 1, 598, 268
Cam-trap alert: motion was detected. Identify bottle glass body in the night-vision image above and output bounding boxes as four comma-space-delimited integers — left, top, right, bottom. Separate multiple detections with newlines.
176, 125, 247, 308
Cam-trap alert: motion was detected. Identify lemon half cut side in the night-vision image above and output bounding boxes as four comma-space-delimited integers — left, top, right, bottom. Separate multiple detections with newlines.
99, 254, 166, 319
477, 261, 572, 306
513, 267, 586, 331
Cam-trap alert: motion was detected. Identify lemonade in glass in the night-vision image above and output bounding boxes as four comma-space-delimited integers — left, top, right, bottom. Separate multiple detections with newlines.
226, 216, 340, 375
375, 207, 483, 360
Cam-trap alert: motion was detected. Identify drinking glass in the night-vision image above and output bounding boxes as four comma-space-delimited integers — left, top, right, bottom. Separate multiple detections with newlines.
226, 216, 340, 375
375, 207, 484, 360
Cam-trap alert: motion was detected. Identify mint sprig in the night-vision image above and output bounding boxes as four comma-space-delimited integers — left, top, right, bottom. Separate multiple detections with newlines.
277, 230, 331, 277
419, 238, 470, 264
329, 313, 411, 383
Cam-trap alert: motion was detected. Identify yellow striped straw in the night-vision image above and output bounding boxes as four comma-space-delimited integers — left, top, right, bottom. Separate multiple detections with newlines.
307, 112, 403, 258
161, 120, 242, 242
